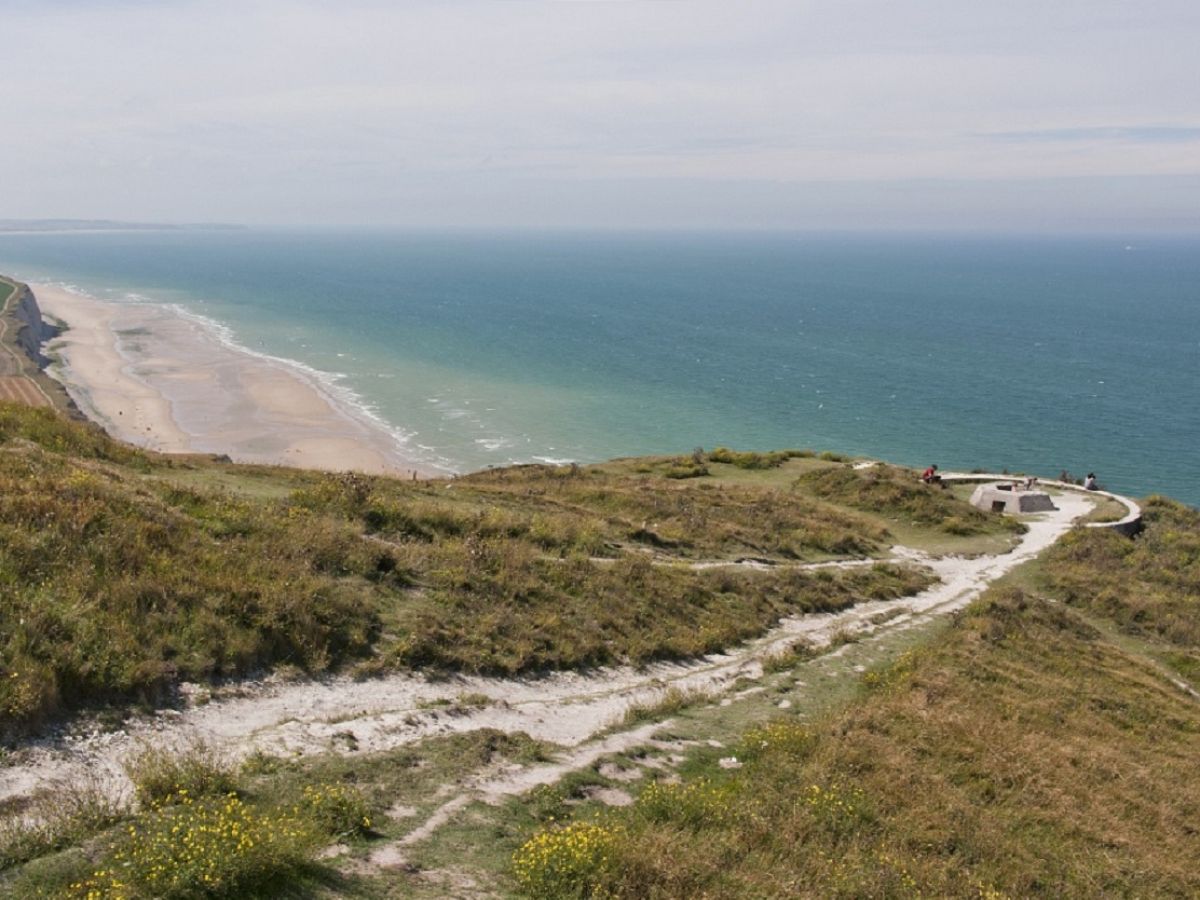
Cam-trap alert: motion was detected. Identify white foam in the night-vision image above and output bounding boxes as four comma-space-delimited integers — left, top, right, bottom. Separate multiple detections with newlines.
42, 279, 460, 474
475, 437, 512, 451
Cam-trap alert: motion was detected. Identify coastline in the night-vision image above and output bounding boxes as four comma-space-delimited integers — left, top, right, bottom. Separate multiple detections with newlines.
32, 282, 439, 478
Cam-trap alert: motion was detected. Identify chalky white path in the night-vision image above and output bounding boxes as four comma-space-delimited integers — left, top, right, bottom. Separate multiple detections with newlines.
0, 491, 1094, 808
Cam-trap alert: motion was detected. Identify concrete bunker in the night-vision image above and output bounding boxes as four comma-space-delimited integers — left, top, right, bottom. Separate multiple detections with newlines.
969, 481, 1057, 515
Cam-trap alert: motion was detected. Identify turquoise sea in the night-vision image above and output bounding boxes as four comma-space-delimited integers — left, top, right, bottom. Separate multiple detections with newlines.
0, 229, 1197, 505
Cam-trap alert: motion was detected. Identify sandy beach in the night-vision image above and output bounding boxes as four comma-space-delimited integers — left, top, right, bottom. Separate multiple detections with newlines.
33, 283, 434, 477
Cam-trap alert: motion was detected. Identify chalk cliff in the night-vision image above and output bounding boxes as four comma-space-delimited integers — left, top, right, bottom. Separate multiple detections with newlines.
12, 283, 60, 369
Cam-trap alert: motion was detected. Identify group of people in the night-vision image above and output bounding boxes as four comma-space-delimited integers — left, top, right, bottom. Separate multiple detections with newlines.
920, 464, 1100, 492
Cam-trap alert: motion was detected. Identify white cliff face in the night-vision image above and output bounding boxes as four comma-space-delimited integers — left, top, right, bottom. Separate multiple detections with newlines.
12, 283, 61, 369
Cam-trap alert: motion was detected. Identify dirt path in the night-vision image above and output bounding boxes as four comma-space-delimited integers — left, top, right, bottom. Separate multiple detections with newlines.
0, 491, 1094, 815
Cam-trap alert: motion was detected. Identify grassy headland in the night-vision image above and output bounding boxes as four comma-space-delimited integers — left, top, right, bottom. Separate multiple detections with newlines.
1, 399, 1194, 897
0, 405, 980, 735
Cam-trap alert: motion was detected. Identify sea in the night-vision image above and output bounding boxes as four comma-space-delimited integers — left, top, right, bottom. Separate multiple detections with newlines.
0, 229, 1196, 506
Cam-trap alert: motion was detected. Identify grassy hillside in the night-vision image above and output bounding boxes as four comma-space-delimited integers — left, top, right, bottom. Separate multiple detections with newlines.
0, 404, 974, 735
4, 402, 1195, 898
514, 497, 1200, 898
1040, 496, 1200, 669
796, 464, 1027, 537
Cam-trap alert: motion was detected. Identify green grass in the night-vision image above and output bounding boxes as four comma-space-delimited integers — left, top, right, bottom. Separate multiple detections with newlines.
1077, 493, 1129, 524
622, 685, 715, 726
0, 279, 16, 307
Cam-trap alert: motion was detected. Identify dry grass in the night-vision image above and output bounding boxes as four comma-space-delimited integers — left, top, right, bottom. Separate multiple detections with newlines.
0, 403, 936, 734
0, 775, 127, 872
1040, 495, 1200, 650
622, 685, 715, 726
123, 742, 238, 808
514, 496, 1200, 897
796, 463, 1027, 537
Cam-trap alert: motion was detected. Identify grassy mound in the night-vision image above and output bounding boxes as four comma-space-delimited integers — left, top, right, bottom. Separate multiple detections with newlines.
0, 442, 384, 730
1041, 496, 1200, 656
796, 464, 1026, 536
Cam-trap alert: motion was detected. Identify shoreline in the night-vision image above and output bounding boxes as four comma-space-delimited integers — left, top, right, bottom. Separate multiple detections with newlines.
31, 282, 441, 478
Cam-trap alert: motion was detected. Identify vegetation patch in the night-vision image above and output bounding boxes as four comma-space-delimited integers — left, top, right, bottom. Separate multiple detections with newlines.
621, 685, 714, 726
0, 440, 384, 733
0, 404, 933, 733
375, 560, 932, 674
1040, 495, 1200, 649
796, 464, 1026, 536
513, 572, 1200, 896
707, 447, 814, 470
0, 776, 126, 873
122, 743, 238, 808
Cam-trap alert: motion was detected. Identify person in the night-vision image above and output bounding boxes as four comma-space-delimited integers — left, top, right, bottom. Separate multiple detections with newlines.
1084, 473, 1097, 491
921, 464, 940, 484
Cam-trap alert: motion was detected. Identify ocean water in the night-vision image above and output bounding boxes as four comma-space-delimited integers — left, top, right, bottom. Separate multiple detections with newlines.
0, 229, 1197, 505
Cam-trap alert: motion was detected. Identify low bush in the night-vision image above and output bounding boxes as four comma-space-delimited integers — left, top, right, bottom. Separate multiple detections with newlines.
297, 783, 372, 838
622, 685, 713, 725
512, 820, 626, 900
123, 743, 238, 808
63, 791, 312, 899
707, 447, 810, 470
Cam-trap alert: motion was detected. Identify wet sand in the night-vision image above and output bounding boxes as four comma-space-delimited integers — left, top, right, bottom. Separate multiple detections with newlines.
33, 283, 434, 477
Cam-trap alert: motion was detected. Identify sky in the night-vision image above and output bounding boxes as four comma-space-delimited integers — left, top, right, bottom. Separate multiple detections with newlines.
1, 0, 1198, 231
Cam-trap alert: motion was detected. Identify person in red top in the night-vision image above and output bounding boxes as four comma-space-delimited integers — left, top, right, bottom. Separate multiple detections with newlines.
921, 464, 940, 484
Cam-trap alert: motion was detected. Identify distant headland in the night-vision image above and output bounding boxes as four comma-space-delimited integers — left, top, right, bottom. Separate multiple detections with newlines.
0, 218, 245, 234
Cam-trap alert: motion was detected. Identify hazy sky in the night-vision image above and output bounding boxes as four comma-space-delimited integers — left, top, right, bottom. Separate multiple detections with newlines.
2, 0, 1198, 231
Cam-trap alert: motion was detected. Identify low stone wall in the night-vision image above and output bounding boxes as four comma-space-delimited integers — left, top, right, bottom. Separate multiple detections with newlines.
942, 473, 1143, 537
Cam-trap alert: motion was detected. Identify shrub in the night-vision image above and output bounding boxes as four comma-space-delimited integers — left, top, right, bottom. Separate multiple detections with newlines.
738, 720, 813, 761
298, 783, 372, 838
760, 641, 817, 674
632, 778, 739, 829
123, 743, 238, 808
663, 462, 709, 479
707, 447, 803, 470
64, 791, 313, 899
512, 820, 625, 900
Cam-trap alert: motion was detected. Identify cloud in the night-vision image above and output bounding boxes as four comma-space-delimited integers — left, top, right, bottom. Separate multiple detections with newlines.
0, 0, 1197, 228
983, 126, 1200, 143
